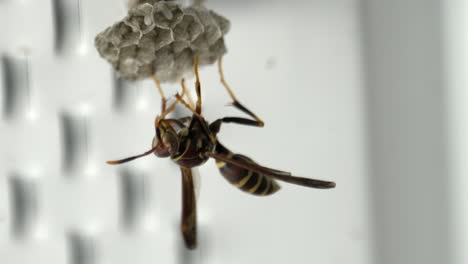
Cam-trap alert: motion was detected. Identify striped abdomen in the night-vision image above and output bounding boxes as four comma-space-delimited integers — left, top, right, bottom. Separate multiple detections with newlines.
215, 151, 280, 196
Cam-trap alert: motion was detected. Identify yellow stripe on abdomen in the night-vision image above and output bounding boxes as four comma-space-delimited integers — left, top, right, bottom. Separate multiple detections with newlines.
234, 170, 253, 188
260, 178, 271, 195
248, 176, 264, 193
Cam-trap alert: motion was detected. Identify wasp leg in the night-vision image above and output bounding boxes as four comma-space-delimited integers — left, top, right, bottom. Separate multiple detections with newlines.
175, 93, 199, 117
193, 56, 202, 115
156, 76, 197, 124
209, 117, 264, 134
151, 74, 167, 113
218, 56, 264, 127
175, 92, 217, 144
181, 79, 195, 111
151, 74, 180, 128
181, 167, 197, 249
159, 74, 198, 120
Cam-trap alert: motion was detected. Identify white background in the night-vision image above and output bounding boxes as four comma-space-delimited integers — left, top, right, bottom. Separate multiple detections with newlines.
1, 0, 465, 263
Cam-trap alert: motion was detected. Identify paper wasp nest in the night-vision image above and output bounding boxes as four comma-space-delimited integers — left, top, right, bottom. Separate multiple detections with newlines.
95, 0, 230, 82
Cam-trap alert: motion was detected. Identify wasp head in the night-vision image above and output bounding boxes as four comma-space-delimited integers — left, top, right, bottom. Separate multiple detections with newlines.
152, 118, 179, 158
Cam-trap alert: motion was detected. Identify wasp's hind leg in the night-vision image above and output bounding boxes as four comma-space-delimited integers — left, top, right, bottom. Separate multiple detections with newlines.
180, 167, 197, 249
218, 56, 264, 127
209, 117, 264, 135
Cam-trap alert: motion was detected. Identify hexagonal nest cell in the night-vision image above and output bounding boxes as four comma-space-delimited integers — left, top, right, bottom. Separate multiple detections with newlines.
95, 0, 230, 82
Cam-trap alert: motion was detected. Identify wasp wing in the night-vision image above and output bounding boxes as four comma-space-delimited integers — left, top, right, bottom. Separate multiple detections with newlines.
180, 167, 197, 249
206, 153, 336, 189
191, 167, 201, 201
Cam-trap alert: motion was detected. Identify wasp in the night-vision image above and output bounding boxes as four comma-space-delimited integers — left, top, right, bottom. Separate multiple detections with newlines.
107, 56, 336, 249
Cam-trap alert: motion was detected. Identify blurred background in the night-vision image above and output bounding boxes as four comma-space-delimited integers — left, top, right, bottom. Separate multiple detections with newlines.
0, 0, 466, 263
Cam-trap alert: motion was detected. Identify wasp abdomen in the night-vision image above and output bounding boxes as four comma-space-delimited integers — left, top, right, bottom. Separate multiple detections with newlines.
216, 154, 280, 196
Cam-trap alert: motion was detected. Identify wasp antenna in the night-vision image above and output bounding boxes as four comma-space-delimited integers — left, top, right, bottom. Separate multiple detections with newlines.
106, 146, 157, 165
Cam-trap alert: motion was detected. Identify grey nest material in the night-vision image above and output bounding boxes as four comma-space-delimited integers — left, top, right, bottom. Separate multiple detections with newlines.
95, 1, 230, 82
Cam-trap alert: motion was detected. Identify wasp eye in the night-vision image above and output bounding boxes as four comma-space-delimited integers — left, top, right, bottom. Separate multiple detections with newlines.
152, 134, 171, 158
